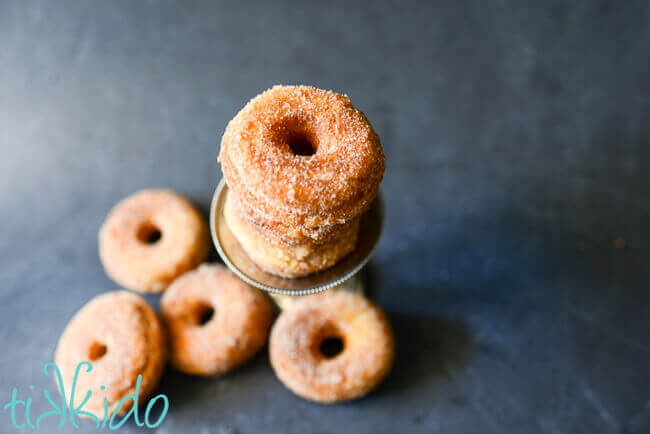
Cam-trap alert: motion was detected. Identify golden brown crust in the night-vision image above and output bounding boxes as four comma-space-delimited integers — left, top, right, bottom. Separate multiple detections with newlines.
218, 85, 385, 233
160, 264, 274, 376
98, 189, 210, 293
224, 192, 359, 278
232, 193, 358, 247
269, 290, 394, 403
54, 291, 167, 419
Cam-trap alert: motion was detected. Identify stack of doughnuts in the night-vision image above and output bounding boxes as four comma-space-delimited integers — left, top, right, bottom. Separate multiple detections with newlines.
219, 85, 385, 277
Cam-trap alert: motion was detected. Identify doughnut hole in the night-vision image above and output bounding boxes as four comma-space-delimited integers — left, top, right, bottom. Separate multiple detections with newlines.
136, 222, 162, 244
280, 119, 319, 157
186, 301, 215, 326
287, 132, 316, 156
88, 341, 107, 361
320, 337, 344, 358
312, 324, 345, 359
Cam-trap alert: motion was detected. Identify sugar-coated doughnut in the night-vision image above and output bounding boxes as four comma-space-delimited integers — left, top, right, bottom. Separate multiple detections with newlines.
54, 291, 166, 419
99, 189, 210, 293
224, 193, 359, 278
160, 264, 274, 376
269, 290, 394, 403
233, 192, 360, 247
218, 85, 385, 234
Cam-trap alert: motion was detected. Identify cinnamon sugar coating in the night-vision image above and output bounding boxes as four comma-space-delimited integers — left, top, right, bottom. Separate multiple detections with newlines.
233, 193, 359, 247
98, 189, 210, 293
160, 264, 273, 376
54, 291, 167, 419
218, 85, 385, 234
224, 192, 359, 278
269, 290, 394, 403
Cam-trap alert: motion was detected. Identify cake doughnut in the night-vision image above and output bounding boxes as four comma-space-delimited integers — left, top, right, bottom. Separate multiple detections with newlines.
234, 196, 357, 247
233, 193, 360, 247
224, 193, 359, 278
160, 264, 274, 376
218, 85, 385, 234
269, 290, 394, 403
99, 189, 210, 293
54, 291, 166, 420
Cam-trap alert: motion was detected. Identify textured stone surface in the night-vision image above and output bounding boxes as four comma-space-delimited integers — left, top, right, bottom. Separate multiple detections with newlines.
1, 1, 649, 433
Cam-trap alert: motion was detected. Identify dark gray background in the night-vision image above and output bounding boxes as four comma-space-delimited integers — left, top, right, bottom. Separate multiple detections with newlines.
1, 1, 649, 433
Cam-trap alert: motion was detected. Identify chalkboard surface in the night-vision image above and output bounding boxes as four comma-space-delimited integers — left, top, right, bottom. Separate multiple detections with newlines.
1, 1, 648, 433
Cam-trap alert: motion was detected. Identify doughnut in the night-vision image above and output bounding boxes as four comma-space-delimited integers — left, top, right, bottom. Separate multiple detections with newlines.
54, 291, 166, 419
234, 194, 357, 247
269, 290, 394, 403
224, 193, 359, 278
218, 85, 385, 234
99, 189, 210, 293
160, 264, 274, 376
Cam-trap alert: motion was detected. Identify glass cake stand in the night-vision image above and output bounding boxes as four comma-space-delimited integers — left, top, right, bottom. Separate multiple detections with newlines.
209, 179, 384, 306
